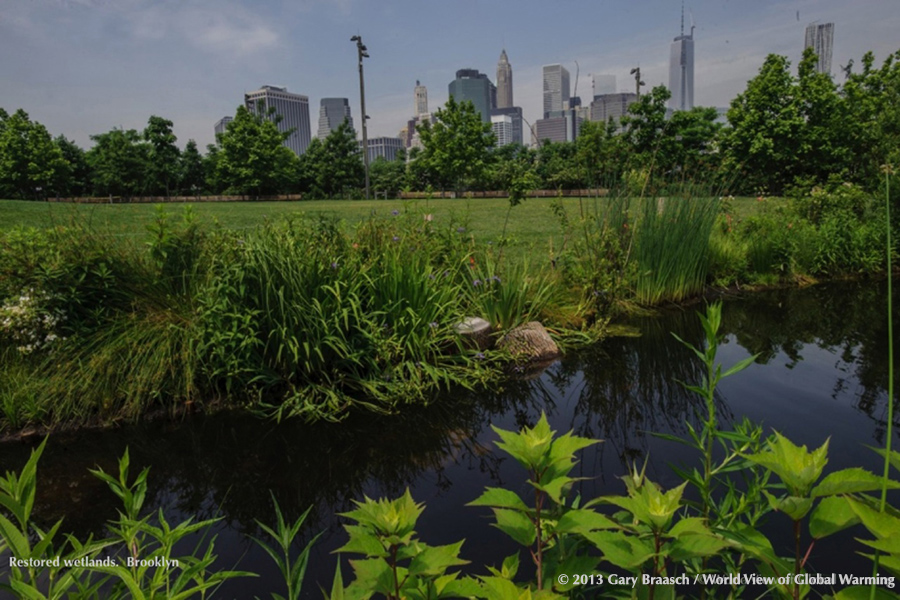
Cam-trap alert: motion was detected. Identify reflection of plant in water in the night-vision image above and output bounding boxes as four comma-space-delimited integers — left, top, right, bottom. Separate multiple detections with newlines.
719, 280, 899, 442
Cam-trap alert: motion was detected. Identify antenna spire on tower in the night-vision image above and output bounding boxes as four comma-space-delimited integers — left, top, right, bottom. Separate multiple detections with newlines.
681, 0, 685, 36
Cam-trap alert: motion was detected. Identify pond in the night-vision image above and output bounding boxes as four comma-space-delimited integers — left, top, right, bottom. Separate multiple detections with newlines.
1, 278, 897, 597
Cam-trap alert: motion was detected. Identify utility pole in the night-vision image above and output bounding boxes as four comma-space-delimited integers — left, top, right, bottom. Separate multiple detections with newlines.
351, 35, 370, 200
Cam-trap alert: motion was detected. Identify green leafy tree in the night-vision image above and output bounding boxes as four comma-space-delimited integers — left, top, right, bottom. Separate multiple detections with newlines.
54, 135, 91, 197
86, 128, 149, 199
575, 119, 627, 188
416, 96, 496, 195
203, 143, 223, 194
0, 109, 70, 199
841, 49, 900, 186
369, 155, 407, 198
534, 141, 582, 189
143, 115, 181, 197
298, 120, 363, 198
720, 50, 847, 195
180, 139, 205, 197
216, 105, 299, 197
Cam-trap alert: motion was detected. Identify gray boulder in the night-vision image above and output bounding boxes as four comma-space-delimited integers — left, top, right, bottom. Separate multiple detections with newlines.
454, 316, 493, 350
497, 321, 560, 362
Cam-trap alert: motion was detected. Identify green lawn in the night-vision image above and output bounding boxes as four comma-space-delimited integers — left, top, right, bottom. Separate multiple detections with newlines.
0, 196, 769, 263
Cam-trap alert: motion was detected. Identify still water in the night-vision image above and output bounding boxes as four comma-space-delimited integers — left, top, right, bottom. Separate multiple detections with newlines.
2, 279, 897, 597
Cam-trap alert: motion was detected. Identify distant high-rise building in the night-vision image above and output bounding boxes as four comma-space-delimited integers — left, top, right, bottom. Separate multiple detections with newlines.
542, 64, 570, 118
491, 114, 514, 147
490, 106, 524, 146
317, 98, 353, 140
414, 81, 429, 117
214, 116, 233, 140
804, 22, 834, 75
496, 49, 514, 109
448, 69, 496, 123
245, 85, 312, 155
590, 93, 638, 128
361, 137, 405, 162
668, 8, 695, 112
592, 74, 616, 96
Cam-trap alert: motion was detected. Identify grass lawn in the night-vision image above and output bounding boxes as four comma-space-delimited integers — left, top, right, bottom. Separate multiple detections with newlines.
0, 196, 772, 264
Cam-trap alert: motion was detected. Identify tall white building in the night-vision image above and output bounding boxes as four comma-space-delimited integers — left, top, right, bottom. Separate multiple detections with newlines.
668, 15, 695, 112
414, 81, 428, 117
317, 98, 353, 140
491, 114, 514, 147
542, 64, 570, 118
496, 49, 514, 109
245, 85, 312, 155
804, 22, 834, 75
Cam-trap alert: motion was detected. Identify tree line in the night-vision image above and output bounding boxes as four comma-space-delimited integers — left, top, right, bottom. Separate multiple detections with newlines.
1, 48, 898, 201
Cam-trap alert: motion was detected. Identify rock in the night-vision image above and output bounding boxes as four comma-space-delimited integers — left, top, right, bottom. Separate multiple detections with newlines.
497, 321, 560, 363
453, 317, 493, 350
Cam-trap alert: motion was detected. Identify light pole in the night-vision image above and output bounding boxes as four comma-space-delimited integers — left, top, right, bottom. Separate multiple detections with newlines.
351, 35, 370, 200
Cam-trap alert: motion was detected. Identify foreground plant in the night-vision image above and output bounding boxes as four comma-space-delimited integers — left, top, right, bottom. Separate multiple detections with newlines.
331, 490, 477, 599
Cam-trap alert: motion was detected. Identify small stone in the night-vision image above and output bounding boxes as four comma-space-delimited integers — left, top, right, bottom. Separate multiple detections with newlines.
453, 316, 493, 350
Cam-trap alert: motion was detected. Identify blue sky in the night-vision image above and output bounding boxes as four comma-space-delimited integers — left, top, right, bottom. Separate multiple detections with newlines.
1, 0, 897, 150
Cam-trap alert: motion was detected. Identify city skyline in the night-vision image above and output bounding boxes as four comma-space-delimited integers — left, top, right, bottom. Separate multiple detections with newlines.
1, 0, 896, 150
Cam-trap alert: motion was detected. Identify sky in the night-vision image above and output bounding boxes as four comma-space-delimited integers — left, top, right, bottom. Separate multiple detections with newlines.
1, 0, 898, 151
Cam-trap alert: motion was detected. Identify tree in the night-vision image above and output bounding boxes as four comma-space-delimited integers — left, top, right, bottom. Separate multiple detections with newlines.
143, 116, 181, 196
54, 135, 91, 197
203, 144, 223, 194
719, 50, 847, 195
0, 109, 70, 199
216, 105, 298, 197
298, 120, 364, 198
180, 140, 205, 197
369, 155, 407, 198
86, 128, 149, 199
416, 96, 496, 195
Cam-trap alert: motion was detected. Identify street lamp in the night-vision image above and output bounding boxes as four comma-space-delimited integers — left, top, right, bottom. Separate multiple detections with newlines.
351, 35, 371, 200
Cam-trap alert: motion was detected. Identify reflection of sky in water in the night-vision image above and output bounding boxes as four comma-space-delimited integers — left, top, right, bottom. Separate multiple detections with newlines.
1, 279, 896, 597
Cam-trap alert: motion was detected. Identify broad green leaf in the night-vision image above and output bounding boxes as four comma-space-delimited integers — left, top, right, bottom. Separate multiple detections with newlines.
833, 585, 898, 600
493, 508, 536, 547
811, 467, 898, 498
583, 530, 654, 569
347, 558, 394, 597
531, 475, 574, 505
763, 490, 814, 521
468, 488, 529, 512
554, 508, 616, 534
441, 576, 483, 598
334, 525, 387, 557
809, 496, 859, 539
745, 431, 829, 497
847, 497, 900, 540
721, 354, 758, 378
668, 532, 730, 561
408, 541, 468, 577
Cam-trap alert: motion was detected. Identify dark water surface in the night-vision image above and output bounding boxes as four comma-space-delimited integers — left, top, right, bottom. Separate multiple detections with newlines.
2, 279, 898, 597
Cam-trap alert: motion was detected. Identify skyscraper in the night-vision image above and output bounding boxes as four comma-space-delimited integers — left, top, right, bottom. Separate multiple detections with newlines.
317, 98, 353, 140
414, 81, 428, 117
496, 49, 513, 109
542, 64, 570, 118
245, 85, 312, 155
448, 69, 496, 123
668, 7, 695, 112
804, 22, 834, 75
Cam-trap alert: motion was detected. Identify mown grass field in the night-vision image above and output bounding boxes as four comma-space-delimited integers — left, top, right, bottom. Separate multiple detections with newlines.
0, 196, 769, 263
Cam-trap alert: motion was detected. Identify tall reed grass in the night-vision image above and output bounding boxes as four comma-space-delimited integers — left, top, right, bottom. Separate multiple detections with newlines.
633, 195, 719, 304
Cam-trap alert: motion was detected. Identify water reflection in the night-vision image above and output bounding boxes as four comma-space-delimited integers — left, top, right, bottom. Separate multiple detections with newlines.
1, 278, 896, 597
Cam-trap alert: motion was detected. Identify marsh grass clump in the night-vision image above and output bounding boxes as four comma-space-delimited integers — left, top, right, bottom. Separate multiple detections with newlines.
1, 206, 576, 430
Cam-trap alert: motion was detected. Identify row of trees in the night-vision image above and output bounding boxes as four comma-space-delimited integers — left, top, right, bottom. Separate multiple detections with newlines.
2, 47, 899, 201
